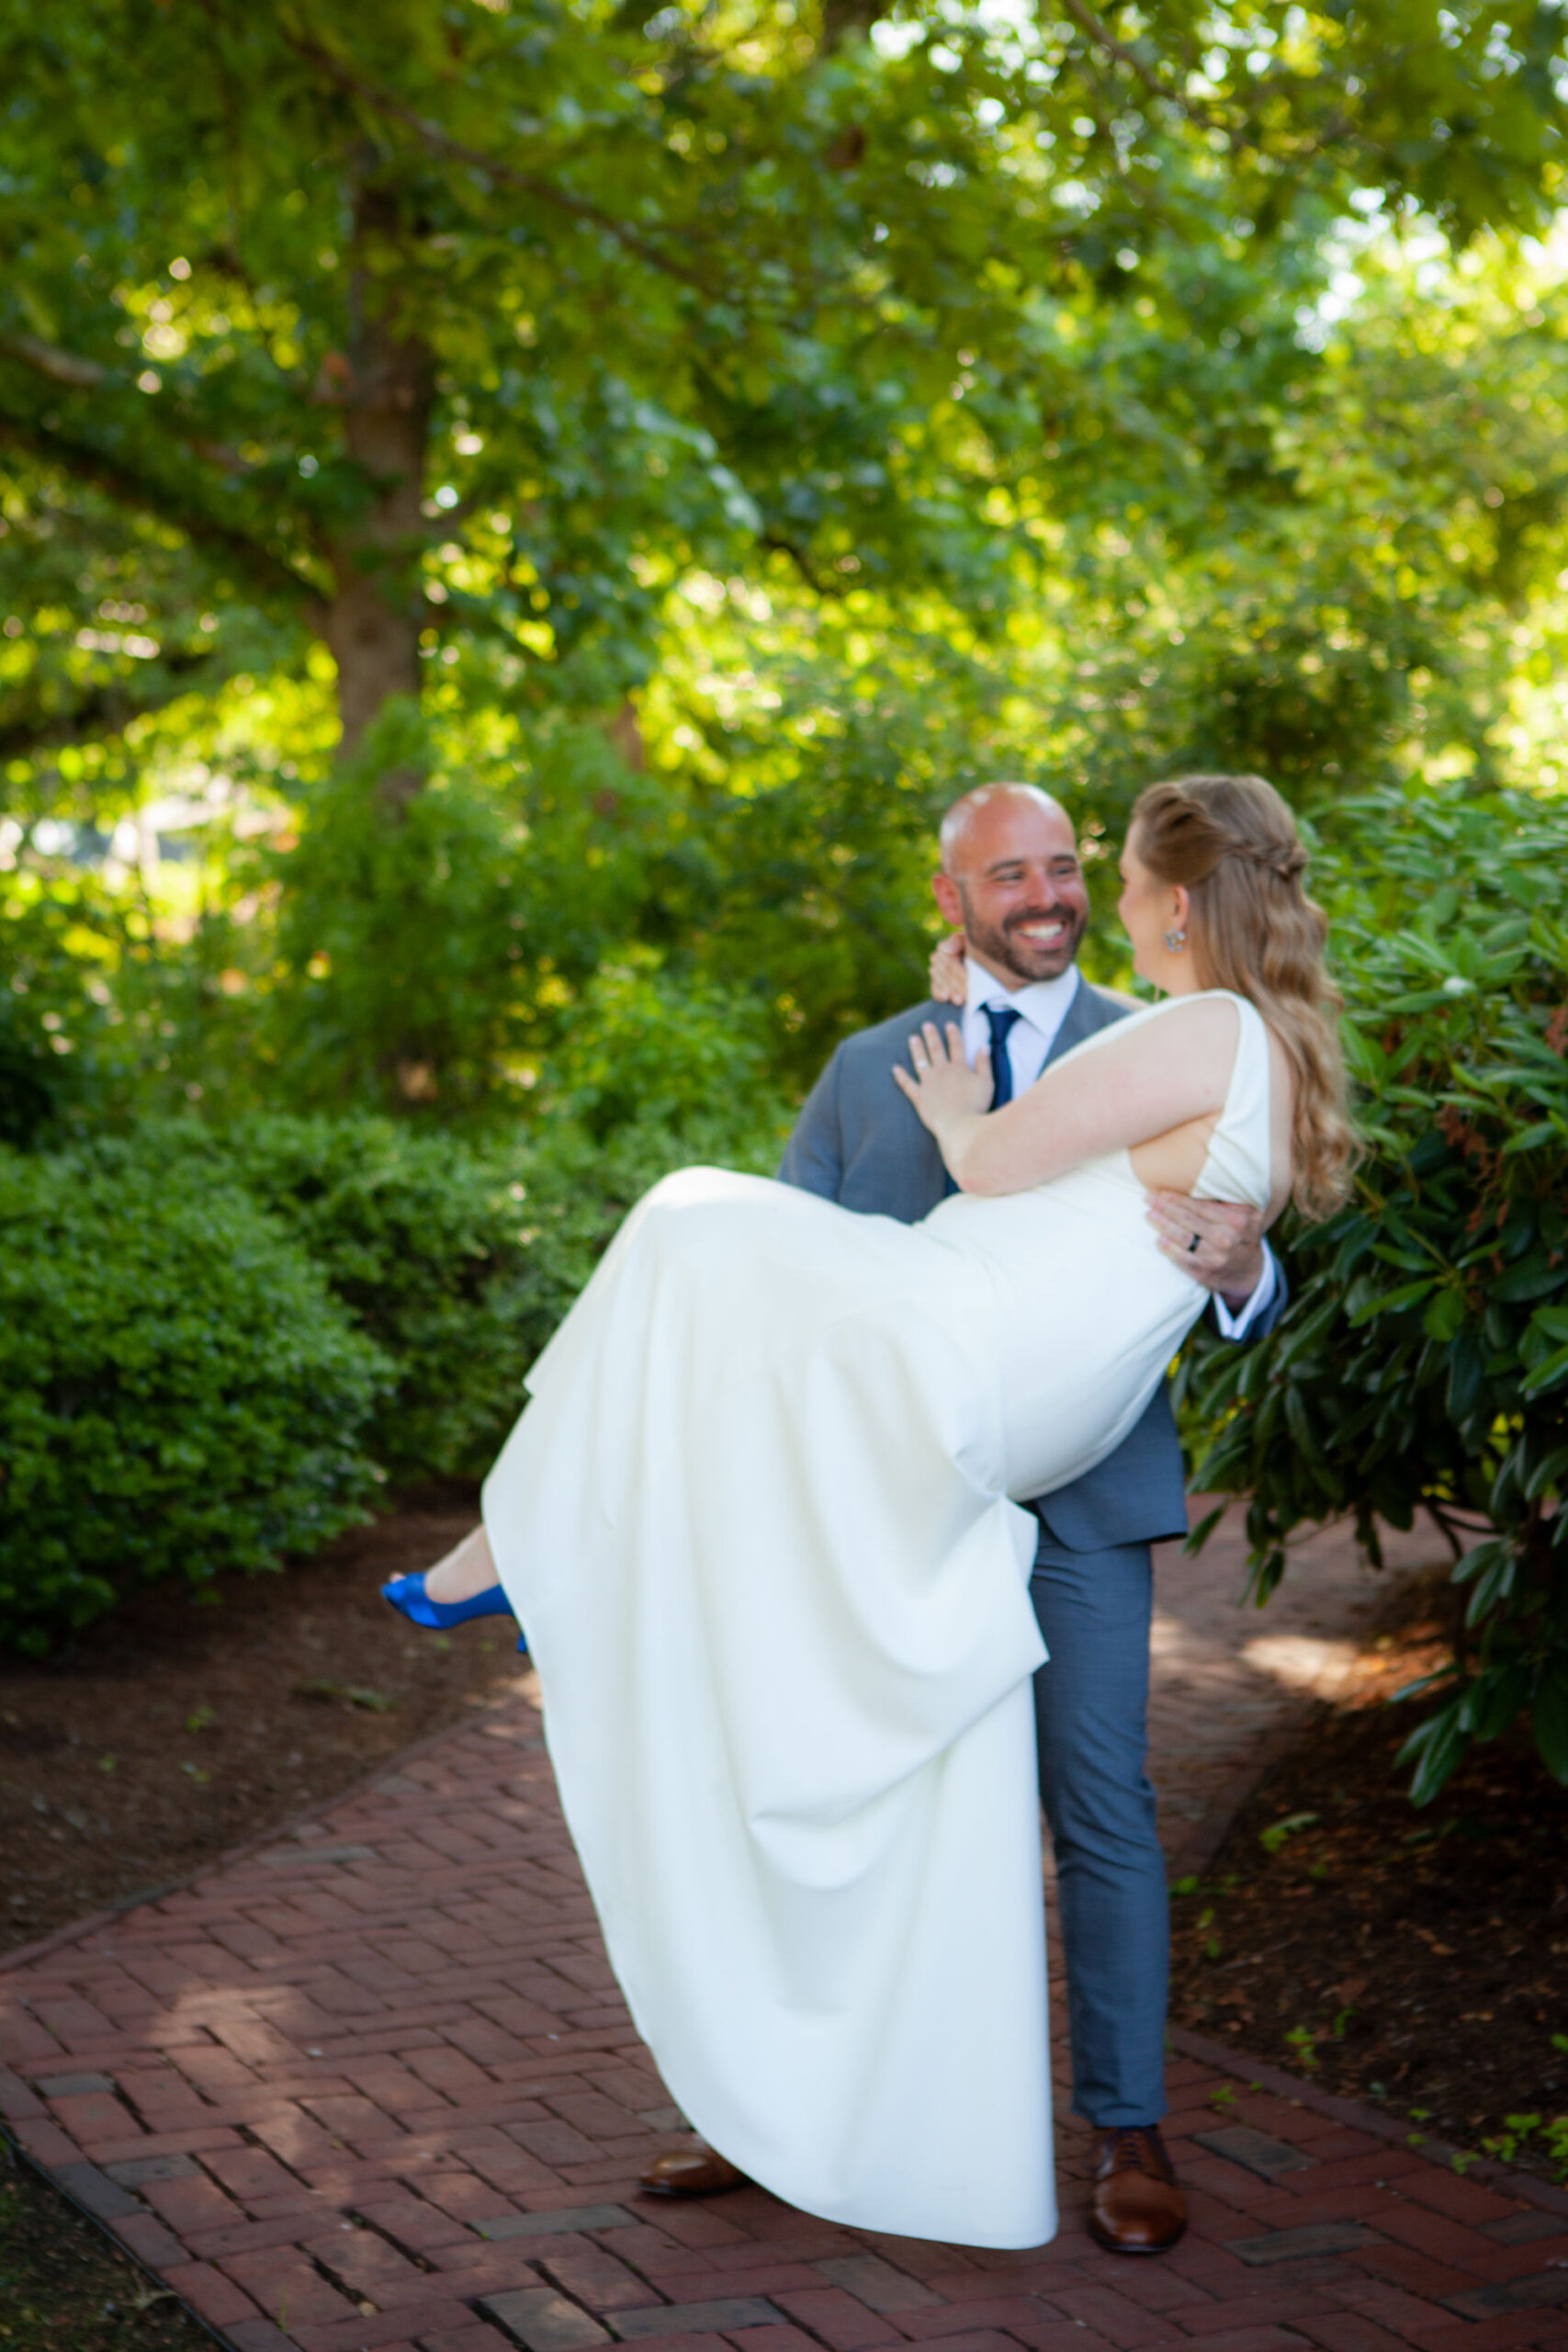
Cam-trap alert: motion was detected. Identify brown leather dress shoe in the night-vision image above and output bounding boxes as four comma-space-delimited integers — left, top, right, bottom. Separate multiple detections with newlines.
1088, 2125, 1187, 2255
638, 2137, 750, 2198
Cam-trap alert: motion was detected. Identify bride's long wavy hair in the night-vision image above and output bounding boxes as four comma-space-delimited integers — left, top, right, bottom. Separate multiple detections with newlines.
1130, 773, 1356, 1220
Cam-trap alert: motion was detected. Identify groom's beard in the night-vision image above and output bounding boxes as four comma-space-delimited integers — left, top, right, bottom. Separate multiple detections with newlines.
958, 891, 1087, 987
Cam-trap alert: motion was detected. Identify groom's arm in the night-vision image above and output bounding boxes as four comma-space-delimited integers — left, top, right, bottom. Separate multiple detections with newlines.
777, 1043, 848, 1202
1146, 1192, 1287, 1344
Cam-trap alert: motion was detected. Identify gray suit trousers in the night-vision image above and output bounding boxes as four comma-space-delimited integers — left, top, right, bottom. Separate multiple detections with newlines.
1031, 1532, 1167, 2127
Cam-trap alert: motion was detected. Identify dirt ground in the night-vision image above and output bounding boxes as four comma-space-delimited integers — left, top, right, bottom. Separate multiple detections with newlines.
1169, 1566, 1568, 2181
1, 2137, 210, 2352
0, 1487, 521, 1960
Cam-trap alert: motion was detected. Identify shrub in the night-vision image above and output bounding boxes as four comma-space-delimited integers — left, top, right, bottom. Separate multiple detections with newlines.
175, 1113, 552, 1487
0, 1147, 387, 1655
0, 892, 129, 1146
106, 1091, 789, 1487
1179, 781, 1568, 1802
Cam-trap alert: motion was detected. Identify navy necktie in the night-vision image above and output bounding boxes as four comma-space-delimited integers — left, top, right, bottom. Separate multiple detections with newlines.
984, 1004, 1023, 1109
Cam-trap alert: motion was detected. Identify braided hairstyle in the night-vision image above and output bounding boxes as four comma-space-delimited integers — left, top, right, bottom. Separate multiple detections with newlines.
1130, 773, 1355, 1219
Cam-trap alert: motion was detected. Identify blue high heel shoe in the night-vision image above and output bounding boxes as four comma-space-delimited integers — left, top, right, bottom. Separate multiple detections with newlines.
382, 1573, 527, 1653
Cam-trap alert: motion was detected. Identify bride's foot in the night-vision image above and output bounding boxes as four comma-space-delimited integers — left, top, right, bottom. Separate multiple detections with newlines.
382, 1525, 524, 1643
422, 1524, 498, 1604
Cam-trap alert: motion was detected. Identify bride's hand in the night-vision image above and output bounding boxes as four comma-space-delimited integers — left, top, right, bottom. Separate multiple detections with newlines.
892, 1021, 992, 1142
929, 932, 967, 1006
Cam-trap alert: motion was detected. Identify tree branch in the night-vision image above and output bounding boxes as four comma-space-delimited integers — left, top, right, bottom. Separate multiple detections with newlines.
0, 334, 265, 475
1053, 0, 1225, 134
0, 334, 107, 390
280, 28, 723, 296
761, 532, 839, 596
0, 411, 328, 627
0, 653, 219, 764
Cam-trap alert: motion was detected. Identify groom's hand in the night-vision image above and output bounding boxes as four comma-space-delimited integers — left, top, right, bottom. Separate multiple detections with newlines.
1145, 1192, 1266, 1310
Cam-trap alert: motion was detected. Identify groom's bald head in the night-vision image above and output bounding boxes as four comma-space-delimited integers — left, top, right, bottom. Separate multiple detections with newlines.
933, 783, 1089, 988
938, 783, 1072, 873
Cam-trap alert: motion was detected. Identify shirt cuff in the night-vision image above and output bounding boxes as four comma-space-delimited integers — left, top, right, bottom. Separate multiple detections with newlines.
1212, 1244, 1277, 1340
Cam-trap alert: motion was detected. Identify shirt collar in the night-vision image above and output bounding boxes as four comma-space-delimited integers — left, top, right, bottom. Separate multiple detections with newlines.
963, 956, 1081, 1035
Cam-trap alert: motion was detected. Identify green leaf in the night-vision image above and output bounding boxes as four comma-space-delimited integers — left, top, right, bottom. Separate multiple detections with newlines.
1182, 1503, 1227, 1557
1348, 1280, 1435, 1326
1491, 1261, 1565, 1304
1451, 1538, 1509, 1588
1398, 1703, 1471, 1808
1532, 1669, 1568, 1783
1423, 1287, 1467, 1342
1521, 1342, 1568, 1400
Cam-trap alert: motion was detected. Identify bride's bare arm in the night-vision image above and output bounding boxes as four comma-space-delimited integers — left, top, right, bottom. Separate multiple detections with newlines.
894, 997, 1242, 1195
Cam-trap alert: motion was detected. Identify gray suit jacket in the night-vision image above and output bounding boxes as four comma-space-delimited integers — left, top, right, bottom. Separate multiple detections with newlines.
777, 978, 1286, 1552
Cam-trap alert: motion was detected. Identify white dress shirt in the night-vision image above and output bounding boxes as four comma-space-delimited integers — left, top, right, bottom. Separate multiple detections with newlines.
958, 956, 1278, 1337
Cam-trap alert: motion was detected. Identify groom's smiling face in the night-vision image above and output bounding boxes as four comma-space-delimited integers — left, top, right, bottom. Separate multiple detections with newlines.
933, 788, 1089, 989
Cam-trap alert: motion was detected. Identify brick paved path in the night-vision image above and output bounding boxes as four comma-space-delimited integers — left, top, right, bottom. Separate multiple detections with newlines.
6, 1511, 1568, 2352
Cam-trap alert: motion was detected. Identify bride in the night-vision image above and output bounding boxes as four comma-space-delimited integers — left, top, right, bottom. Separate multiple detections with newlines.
387, 772, 1352, 2249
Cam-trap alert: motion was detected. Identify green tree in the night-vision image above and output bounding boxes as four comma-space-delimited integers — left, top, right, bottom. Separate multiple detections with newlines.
3, 0, 1564, 793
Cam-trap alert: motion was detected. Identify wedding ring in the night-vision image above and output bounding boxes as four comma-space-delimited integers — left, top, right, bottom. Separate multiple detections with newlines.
1187, 1232, 1201, 1252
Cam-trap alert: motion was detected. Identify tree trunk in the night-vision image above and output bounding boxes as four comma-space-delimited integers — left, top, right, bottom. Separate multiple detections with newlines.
321, 191, 435, 791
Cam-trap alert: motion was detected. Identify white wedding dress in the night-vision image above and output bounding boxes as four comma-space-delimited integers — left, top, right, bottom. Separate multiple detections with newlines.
483, 992, 1273, 2249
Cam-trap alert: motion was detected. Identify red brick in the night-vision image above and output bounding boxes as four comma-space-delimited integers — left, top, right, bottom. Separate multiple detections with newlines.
1041, 2279, 1179, 2345
226, 2323, 298, 2352
291, 2309, 477, 2352
415, 2330, 520, 2352
47, 2090, 134, 2143
222, 2245, 363, 2324
631, 2204, 750, 2250
141, 2173, 247, 2233
1348, 2244, 1485, 2299
1006, 2327, 1120, 2352
898, 2301, 1058, 2340
201, 2143, 321, 2211
539, 2240, 673, 2311
865, 2337, 1019, 2352
181, 2203, 337, 2259
355, 2187, 477, 2256
1397, 2167, 1540, 2224
1171, 2294, 1337, 2336
306, 2221, 434, 2301
1288, 2316, 1427, 2352
728, 2332, 827, 2352
423, 2241, 549, 2292
1366, 2200, 1500, 2268
161, 2261, 265, 2327
109, 2211, 190, 2269
11, 2118, 83, 2168
0, 2013, 66, 2066
770, 2289, 908, 2348
0, 2064, 45, 2121
1178, 2335, 1326, 2352
1414, 2318, 1568, 2352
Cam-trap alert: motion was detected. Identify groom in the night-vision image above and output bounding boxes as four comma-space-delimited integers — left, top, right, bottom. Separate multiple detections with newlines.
640, 782, 1284, 2253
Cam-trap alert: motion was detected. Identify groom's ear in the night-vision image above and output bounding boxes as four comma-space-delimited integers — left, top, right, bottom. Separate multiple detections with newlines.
932, 869, 964, 930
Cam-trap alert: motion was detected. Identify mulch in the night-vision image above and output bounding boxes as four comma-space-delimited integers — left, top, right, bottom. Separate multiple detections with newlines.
1169, 1562, 1568, 2183
2, 2133, 209, 2352
1, 1486, 523, 1962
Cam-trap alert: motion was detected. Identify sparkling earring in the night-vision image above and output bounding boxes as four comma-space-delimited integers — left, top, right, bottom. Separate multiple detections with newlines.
1164, 926, 1186, 952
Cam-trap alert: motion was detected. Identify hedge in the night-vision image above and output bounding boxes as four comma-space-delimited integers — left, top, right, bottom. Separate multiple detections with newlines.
1179, 780, 1568, 1801
0, 1147, 388, 1655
